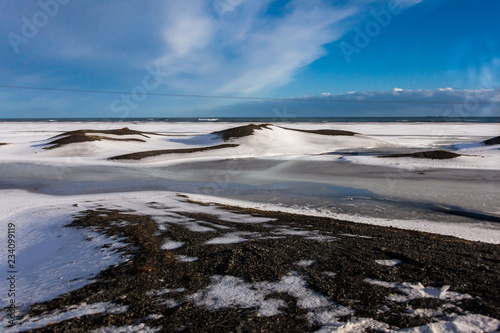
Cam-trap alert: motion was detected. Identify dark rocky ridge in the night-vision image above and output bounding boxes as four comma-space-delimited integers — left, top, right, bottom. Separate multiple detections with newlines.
379, 150, 461, 159
279, 126, 357, 136
483, 136, 500, 146
44, 127, 158, 150
109, 144, 239, 160
51, 127, 156, 139
212, 124, 272, 142
212, 124, 357, 142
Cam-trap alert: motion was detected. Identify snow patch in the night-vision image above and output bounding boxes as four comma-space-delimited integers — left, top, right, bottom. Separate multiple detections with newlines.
295, 260, 316, 267
365, 279, 472, 302
145, 287, 185, 297
160, 239, 184, 250
91, 323, 162, 333
400, 314, 500, 333
189, 271, 349, 319
205, 233, 249, 245
323, 272, 337, 278
175, 255, 198, 262
2, 302, 128, 332
0, 203, 130, 310
375, 259, 402, 266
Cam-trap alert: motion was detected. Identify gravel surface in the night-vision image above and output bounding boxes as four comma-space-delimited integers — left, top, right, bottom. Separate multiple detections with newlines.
11, 197, 500, 332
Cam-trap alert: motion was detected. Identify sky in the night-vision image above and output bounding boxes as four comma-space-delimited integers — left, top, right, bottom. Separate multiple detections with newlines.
0, 0, 499, 118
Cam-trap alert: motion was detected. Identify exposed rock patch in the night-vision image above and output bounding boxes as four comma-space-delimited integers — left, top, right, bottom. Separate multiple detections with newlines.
109, 144, 239, 160
279, 126, 357, 136
212, 124, 272, 141
483, 136, 500, 146
44, 128, 157, 150
379, 150, 460, 160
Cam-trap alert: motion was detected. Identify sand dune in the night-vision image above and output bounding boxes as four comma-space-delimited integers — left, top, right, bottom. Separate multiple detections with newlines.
212, 123, 273, 141
50, 127, 158, 138
0, 122, 497, 170
109, 124, 391, 162
211, 123, 357, 142
44, 127, 161, 149
36, 124, 386, 162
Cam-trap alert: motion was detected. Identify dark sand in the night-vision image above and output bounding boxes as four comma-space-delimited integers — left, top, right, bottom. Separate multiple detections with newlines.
109, 144, 239, 160
51, 127, 157, 139
45, 135, 146, 150
279, 126, 356, 136
212, 124, 272, 141
15, 198, 500, 332
379, 150, 461, 159
484, 136, 500, 146
212, 124, 357, 142
44, 127, 158, 150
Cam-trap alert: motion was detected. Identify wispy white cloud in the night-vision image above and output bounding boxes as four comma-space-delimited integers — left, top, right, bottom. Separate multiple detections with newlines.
0, 0, 423, 96
162, 2, 214, 57
0, 0, 432, 117
398, 0, 424, 8
154, 0, 370, 95
213, 0, 248, 15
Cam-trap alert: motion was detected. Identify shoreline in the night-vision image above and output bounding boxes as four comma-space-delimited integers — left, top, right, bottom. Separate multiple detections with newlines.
0, 121, 498, 331
2, 193, 499, 332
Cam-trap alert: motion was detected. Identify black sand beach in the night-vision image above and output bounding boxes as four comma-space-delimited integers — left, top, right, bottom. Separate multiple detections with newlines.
15, 197, 500, 332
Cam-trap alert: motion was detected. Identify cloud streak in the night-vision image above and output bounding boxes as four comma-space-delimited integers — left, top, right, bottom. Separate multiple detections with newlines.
155, 0, 363, 95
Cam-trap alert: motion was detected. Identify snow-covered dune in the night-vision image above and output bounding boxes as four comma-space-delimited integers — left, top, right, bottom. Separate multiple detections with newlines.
0, 123, 398, 165
0, 121, 497, 170
107, 124, 395, 163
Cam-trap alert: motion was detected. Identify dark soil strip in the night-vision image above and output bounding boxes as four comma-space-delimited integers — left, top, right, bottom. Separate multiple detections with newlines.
212, 124, 272, 141
44, 127, 170, 149
379, 150, 461, 159
45, 135, 146, 150
0, 143, 7, 146
279, 126, 357, 136
50, 127, 159, 139
484, 136, 500, 145
432, 207, 500, 223
109, 144, 239, 160
14, 199, 500, 332
212, 124, 357, 142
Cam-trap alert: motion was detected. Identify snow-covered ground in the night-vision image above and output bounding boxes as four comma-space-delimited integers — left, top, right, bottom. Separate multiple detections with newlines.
0, 191, 132, 311
0, 121, 498, 239
0, 121, 498, 169
0, 121, 499, 331
1, 189, 499, 332
0, 120, 498, 221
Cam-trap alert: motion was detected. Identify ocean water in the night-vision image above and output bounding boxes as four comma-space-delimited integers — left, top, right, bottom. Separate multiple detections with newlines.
0, 116, 499, 123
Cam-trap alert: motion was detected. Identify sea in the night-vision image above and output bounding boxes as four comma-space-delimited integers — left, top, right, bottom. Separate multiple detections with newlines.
0, 116, 499, 122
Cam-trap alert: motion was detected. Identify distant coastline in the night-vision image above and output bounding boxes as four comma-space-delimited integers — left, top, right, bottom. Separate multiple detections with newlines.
0, 116, 499, 123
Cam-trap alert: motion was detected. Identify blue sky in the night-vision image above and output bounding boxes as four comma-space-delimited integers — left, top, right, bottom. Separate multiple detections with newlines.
0, 0, 499, 118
